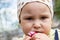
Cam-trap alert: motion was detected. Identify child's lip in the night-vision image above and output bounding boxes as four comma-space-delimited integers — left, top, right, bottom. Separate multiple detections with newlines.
35, 31, 44, 33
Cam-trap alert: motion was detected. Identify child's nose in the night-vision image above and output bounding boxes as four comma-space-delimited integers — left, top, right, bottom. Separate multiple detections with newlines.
33, 20, 42, 29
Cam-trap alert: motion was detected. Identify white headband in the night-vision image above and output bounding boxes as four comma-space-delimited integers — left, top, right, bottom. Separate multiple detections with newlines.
17, 0, 54, 18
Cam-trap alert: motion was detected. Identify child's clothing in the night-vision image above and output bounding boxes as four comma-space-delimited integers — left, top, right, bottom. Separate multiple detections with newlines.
19, 29, 60, 40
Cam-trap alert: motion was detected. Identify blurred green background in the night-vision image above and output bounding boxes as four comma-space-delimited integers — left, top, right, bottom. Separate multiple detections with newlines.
54, 0, 60, 19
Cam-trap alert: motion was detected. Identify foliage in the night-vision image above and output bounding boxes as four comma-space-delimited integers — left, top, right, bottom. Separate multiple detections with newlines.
54, 0, 60, 19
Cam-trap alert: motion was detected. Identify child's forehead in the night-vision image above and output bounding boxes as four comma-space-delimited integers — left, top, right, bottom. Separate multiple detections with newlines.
18, 0, 53, 18
21, 3, 51, 17
22, 2, 50, 10
23, 2, 48, 9
21, 2, 51, 14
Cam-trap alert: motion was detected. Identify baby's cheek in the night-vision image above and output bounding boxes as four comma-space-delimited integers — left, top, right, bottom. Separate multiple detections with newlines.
23, 26, 31, 35
42, 24, 51, 35
45, 27, 51, 35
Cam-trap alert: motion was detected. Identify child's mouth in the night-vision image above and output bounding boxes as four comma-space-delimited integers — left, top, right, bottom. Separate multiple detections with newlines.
28, 31, 44, 37
35, 31, 44, 33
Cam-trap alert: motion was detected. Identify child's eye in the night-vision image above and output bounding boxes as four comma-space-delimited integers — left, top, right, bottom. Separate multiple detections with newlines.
41, 16, 48, 20
25, 17, 33, 20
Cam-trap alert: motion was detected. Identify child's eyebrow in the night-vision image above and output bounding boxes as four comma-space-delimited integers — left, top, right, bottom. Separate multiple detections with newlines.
21, 13, 33, 17
22, 13, 51, 18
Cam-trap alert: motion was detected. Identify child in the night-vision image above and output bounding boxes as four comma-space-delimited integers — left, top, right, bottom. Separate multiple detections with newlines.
17, 0, 60, 40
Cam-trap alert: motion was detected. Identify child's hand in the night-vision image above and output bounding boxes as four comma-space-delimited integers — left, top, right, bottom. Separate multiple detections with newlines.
31, 33, 51, 40
23, 36, 31, 40
24, 33, 51, 40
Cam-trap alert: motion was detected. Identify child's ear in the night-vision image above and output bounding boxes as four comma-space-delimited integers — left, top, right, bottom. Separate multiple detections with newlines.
19, 18, 21, 23
19, 14, 21, 23
51, 19, 56, 28
19, 20, 21, 23
51, 19, 53, 24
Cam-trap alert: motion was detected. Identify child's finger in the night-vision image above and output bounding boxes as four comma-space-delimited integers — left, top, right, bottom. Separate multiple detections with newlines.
23, 36, 31, 40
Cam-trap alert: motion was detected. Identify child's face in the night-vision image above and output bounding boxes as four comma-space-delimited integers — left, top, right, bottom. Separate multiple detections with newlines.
20, 2, 52, 35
